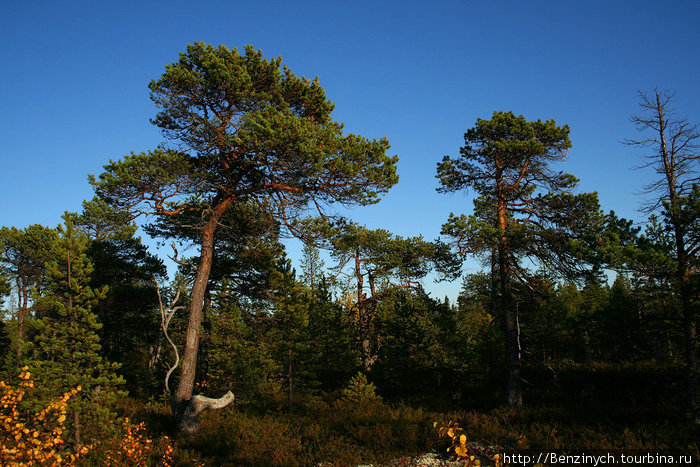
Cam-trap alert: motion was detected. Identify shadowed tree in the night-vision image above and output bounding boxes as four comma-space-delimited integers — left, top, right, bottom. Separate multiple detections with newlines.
66, 197, 168, 396
303, 219, 455, 371
30, 214, 124, 447
147, 201, 286, 394
625, 89, 700, 422
0, 225, 57, 362
437, 111, 601, 407
90, 43, 398, 430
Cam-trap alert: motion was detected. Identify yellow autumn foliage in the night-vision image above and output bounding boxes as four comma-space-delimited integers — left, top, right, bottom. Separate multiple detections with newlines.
103, 418, 153, 467
0, 369, 207, 466
436, 420, 485, 466
0, 367, 89, 466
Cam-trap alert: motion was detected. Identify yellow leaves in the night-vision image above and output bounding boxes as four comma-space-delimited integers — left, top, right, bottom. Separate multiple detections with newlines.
104, 418, 173, 467
452, 433, 470, 457
437, 419, 484, 464
159, 436, 179, 467
0, 369, 86, 465
18, 366, 31, 380
437, 419, 463, 440
454, 443, 468, 457
102, 422, 180, 467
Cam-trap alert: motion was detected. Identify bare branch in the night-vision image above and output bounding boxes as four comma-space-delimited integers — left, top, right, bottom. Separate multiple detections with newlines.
155, 277, 186, 396
168, 242, 195, 271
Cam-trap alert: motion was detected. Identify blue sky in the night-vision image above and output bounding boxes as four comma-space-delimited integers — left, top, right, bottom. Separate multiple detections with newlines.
1, 1, 699, 300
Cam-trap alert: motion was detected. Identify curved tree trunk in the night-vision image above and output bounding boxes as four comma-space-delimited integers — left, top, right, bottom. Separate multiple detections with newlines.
171, 199, 235, 431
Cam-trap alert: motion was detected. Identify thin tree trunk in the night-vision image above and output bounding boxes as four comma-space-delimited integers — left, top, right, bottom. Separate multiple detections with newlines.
73, 411, 81, 447
678, 249, 698, 423
355, 252, 373, 372
288, 348, 293, 411
148, 339, 162, 369
650, 91, 697, 422
16, 288, 29, 362
489, 250, 498, 317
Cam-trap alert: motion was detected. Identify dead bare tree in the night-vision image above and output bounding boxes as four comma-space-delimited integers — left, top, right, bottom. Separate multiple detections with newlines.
626, 89, 700, 423
155, 275, 234, 432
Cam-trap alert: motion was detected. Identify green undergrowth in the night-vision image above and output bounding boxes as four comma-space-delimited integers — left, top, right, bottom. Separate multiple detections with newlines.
101, 362, 698, 466
185, 399, 435, 466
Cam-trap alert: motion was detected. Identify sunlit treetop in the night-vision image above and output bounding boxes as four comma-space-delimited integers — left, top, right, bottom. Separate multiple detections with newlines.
92, 42, 399, 228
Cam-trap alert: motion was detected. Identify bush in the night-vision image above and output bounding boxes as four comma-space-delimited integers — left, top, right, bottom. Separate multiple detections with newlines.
0, 367, 89, 465
174, 394, 435, 466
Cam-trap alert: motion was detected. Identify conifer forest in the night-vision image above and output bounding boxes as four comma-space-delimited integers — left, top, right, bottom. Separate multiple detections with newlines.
0, 42, 698, 466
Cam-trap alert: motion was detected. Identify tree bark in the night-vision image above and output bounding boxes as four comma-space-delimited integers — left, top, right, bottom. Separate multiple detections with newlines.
676, 226, 699, 423
498, 195, 522, 408
355, 252, 374, 372
172, 217, 214, 408
16, 287, 30, 362
178, 392, 235, 433
171, 198, 235, 430
200, 285, 212, 390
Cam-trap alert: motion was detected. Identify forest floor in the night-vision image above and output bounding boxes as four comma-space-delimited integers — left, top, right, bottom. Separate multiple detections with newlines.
104, 361, 699, 466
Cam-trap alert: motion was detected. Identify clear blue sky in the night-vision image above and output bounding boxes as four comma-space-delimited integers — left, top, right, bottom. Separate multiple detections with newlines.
2, 1, 699, 300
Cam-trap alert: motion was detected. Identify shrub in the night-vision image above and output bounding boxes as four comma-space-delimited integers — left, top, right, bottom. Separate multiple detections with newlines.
0, 367, 89, 465
340, 372, 382, 405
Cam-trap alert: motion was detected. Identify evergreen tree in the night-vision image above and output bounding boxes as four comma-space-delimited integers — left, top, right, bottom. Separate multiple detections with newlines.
304, 219, 451, 372
0, 225, 57, 362
71, 197, 167, 396
29, 214, 125, 446
454, 273, 504, 396
92, 43, 398, 429
437, 111, 602, 407
372, 289, 455, 398
300, 243, 325, 295
0, 275, 11, 366
306, 277, 357, 390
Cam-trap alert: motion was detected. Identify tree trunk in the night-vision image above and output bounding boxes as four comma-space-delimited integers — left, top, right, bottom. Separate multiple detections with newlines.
200, 286, 212, 390
73, 411, 81, 447
171, 199, 235, 431
288, 348, 293, 411
648, 91, 698, 422
500, 245, 522, 408
677, 244, 698, 423
16, 288, 29, 362
489, 249, 498, 318
497, 196, 522, 408
355, 253, 375, 372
